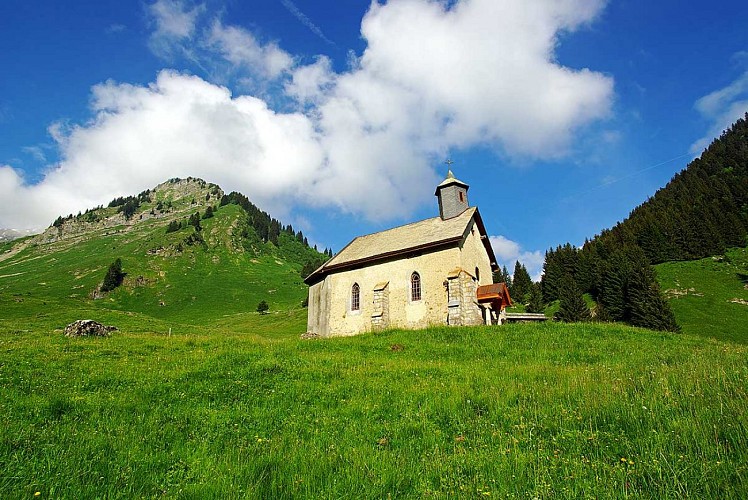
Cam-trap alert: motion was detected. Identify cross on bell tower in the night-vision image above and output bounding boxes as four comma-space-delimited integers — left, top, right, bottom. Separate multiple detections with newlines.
435, 159, 469, 220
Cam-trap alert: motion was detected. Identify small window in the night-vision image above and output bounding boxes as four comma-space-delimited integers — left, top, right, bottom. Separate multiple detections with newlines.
475, 267, 480, 282
411, 272, 422, 301
459, 191, 465, 203
351, 283, 360, 311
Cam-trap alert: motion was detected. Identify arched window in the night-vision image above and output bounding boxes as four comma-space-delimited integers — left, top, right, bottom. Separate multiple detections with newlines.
351, 283, 360, 311
410, 272, 422, 301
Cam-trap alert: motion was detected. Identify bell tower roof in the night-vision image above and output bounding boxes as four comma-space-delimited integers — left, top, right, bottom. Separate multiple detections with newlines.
434, 169, 469, 195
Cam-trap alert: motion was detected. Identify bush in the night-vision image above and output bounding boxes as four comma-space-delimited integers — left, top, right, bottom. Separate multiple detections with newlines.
257, 300, 269, 315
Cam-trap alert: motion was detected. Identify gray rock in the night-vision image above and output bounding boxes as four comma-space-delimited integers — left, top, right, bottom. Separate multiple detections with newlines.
64, 320, 117, 337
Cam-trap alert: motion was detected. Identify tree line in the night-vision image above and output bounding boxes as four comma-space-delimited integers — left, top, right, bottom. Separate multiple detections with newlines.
500, 113, 748, 331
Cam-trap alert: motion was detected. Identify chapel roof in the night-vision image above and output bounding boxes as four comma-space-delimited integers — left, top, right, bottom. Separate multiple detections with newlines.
305, 207, 498, 285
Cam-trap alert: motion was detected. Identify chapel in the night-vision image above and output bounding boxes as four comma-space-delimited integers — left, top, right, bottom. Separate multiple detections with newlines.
304, 170, 512, 337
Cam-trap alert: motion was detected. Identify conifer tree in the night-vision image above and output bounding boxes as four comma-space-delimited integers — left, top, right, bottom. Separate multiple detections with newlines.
577, 241, 600, 294
502, 265, 512, 290
256, 300, 269, 315
626, 262, 679, 332
492, 265, 511, 287
525, 282, 545, 314
165, 220, 181, 233
512, 261, 532, 304
101, 258, 125, 292
598, 252, 629, 322
541, 248, 563, 302
120, 199, 139, 219
188, 212, 201, 231
268, 220, 280, 246
554, 274, 590, 323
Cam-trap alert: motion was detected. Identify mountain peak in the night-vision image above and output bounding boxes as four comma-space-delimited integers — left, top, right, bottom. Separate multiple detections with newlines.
152, 177, 223, 202
29, 177, 224, 246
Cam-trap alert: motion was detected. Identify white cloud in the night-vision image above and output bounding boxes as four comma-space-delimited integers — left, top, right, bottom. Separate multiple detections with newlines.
205, 20, 294, 80
490, 235, 522, 261
148, 0, 204, 59
1, 0, 614, 231
489, 235, 545, 282
284, 56, 335, 104
0, 72, 323, 230
0, 165, 78, 231
349, 0, 613, 157
149, 0, 201, 39
690, 70, 748, 154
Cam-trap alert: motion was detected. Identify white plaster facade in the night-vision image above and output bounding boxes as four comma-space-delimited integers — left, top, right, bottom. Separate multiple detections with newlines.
307, 223, 494, 337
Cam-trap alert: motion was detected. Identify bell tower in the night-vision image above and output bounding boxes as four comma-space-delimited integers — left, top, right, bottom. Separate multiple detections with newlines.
435, 166, 469, 220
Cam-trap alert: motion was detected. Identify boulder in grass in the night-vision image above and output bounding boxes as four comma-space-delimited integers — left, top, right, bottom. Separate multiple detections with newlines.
64, 320, 117, 337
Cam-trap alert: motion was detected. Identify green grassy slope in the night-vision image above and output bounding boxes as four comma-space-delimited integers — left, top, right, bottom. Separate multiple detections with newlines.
2, 179, 748, 497
656, 246, 748, 343
0, 323, 746, 498
0, 179, 320, 335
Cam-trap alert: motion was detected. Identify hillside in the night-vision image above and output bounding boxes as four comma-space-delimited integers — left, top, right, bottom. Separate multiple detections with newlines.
537, 114, 748, 332
0, 177, 325, 333
656, 245, 748, 343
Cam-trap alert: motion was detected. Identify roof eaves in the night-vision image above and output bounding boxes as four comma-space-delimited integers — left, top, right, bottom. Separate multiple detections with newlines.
434, 178, 469, 196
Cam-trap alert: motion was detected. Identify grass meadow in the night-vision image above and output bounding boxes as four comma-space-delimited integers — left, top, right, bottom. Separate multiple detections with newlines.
1, 314, 746, 498
656, 246, 748, 344
1, 206, 747, 498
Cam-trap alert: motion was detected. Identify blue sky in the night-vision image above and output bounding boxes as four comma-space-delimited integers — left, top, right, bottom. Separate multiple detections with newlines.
1, 0, 747, 278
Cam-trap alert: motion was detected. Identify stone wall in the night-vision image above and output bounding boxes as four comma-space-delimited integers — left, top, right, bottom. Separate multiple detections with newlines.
370, 282, 390, 330
446, 269, 483, 326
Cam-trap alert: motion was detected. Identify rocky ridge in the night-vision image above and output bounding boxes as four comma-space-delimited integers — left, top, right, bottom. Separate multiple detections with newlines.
36, 177, 223, 245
